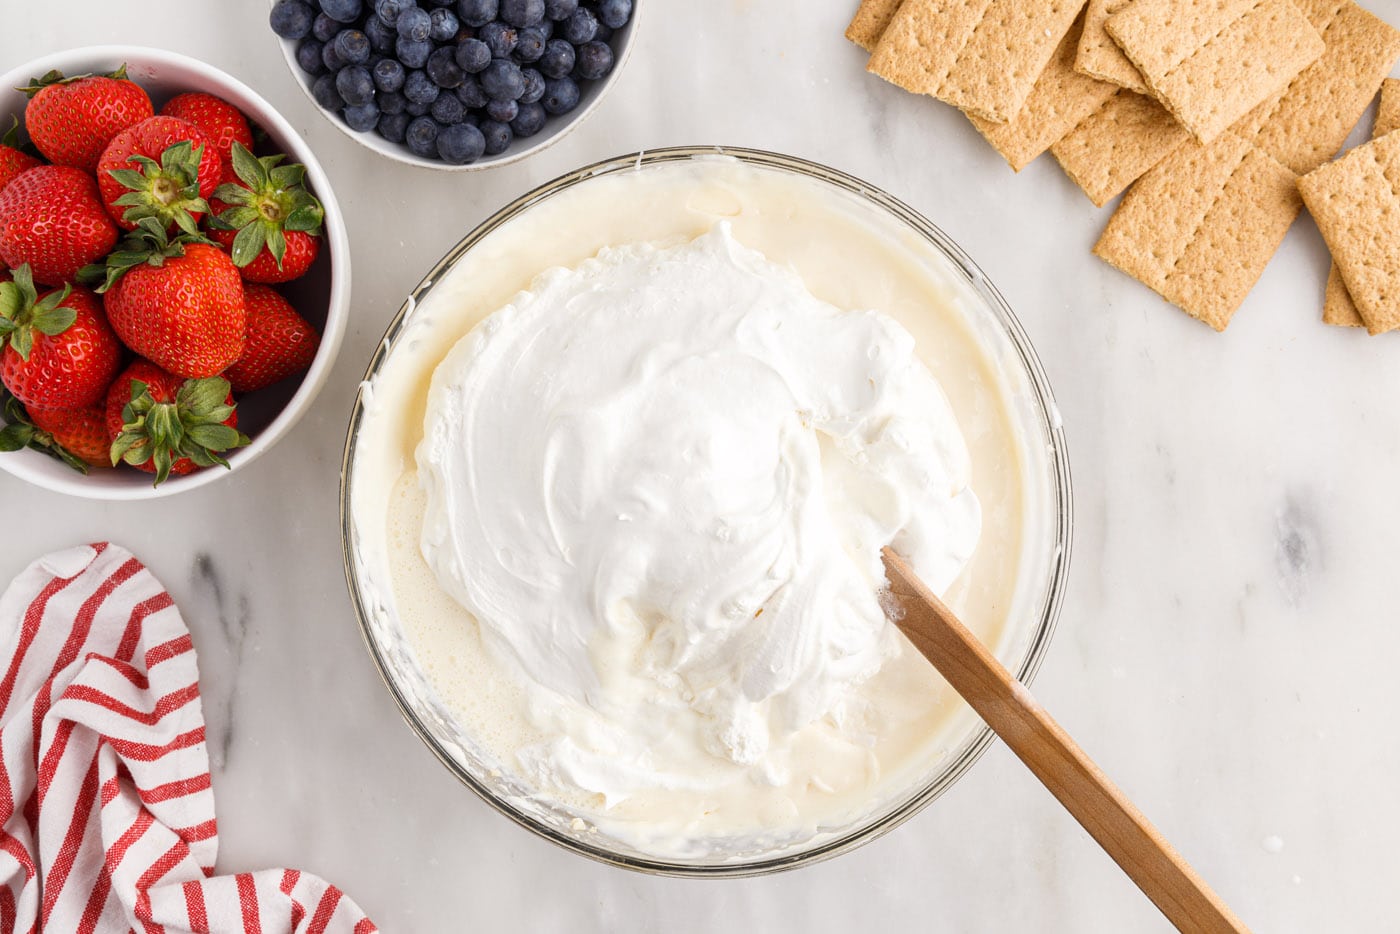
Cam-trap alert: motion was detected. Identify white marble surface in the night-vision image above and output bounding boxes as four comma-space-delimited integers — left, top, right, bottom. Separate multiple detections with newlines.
6, 2, 1400, 930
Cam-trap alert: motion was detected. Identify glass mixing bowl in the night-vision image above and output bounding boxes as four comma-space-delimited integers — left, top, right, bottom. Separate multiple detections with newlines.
340, 146, 1073, 877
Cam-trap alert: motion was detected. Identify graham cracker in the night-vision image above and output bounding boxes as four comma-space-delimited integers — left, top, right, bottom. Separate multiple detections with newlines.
1075, 0, 1146, 92
1105, 0, 1325, 144
1051, 89, 1192, 206
968, 14, 1118, 172
1093, 131, 1302, 330
867, 0, 1088, 123
1322, 78, 1400, 329
1299, 130, 1400, 334
846, 0, 905, 52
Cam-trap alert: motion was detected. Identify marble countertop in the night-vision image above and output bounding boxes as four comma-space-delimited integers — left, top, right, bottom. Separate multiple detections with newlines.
6, 2, 1400, 930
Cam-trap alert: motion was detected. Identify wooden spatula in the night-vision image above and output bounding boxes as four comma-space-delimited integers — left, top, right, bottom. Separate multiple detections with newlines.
881, 547, 1249, 934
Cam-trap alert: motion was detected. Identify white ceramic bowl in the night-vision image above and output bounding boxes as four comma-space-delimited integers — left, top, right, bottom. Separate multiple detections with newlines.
0, 45, 350, 501
270, 1, 640, 171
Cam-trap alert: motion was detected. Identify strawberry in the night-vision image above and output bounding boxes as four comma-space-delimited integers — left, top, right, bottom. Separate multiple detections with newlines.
0, 388, 106, 474
0, 265, 120, 409
97, 116, 222, 234
95, 220, 245, 379
0, 118, 42, 195
209, 143, 323, 283
159, 93, 253, 164
0, 166, 118, 286
224, 285, 320, 392
105, 359, 248, 485
19, 65, 153, 172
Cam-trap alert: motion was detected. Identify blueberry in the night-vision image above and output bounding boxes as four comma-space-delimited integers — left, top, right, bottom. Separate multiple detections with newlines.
377, 111, 411, 142
431, 92, 468, 124
318, 0, 362, 23
332, 29, 372, 65
312, 73, 346, 110
537, 17, 554, 38
373, 0, 411, 24
456, 0, 498, 26
312, 12, 339, 41
479, 119, 513, 153
270, 0, 316, 39
321, 40, 347, 71
378, 89, 407, 113
437, 123, 486, 163
519, 67, 545, 103
479, 22, 518, 57
594, 0, 630, 29
406, 99, 431, 116
510, 100, 546, 136
364, 14, 397, 52
426, 47, 466, 87
561, 8, 595, 43
336, 65, 376, 104
514, 26, 546, 62
485, 98, 518, 122
406, 116, 441, 157
480, 58, 526, 100
455, 38, 492, 73
538, 39, 574, 78
343, 101, 380, 131
541, 76, 578, 113
404, 69, 441, 104
373, 57, 406, 91
573, 40, 612, 80
396, 36, 433, 68
456, 75, 489, 108
397, 6, 431, 39
500, 0, 545, 27
593, 22, 612, 42
429, 8, 461, 41
296, 39, 327, 75
544, 0, 576, 20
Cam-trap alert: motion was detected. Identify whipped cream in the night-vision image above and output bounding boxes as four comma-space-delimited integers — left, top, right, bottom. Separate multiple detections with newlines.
417, 224, 981, 810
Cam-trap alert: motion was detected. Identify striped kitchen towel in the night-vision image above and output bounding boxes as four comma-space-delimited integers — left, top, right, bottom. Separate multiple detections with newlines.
0, 543, 376, 933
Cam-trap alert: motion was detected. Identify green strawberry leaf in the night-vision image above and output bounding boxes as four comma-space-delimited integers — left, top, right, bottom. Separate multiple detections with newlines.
266, 227, 287, 269
211, 183, 253, 207
0, 281, 20, 322
177, 377, 229, 415
216, 205, 260, 229
231, 223, 268, 268
108, 168, 152, 192
0, 422, 31, 452
230, 142, 267, 190
186, 423, 241, 450
30, 305, 77, 337
269, 163, 305, 191
9, 327, 32, 360
284, 204, 323, 234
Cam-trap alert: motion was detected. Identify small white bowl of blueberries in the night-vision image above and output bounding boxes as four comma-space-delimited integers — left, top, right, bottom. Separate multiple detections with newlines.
269, 0, 637, 168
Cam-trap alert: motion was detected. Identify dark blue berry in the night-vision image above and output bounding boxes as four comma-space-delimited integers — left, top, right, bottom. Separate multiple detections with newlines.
312, 12, 339, 40
396, 36, 433, 68
480, 119, 512, 153
519, 67, 545, 103
374, 0, 411, 24
480, 58, 526, 100
312, 73, 346, 110
573, 40, 612, 80
321, 40, 347, 71
456, 0, 498, 26
431, 92, 468, 124
429, 8, 461, 41
336, 64, 376, 104
318, 0, 362, 24
485, 98, 518, 122
343, 100, 380, 131
406, 116, 441, 157
437, 123, 486, 163
456, 76, 489, 108
270, 0, 316, 39
406, 99, 431, 116
426, 47, 466, 87
541, 76, 578, 113
373, 57, 406, 91
538, 39, 574, 78
561, 8, 595, 43
510, 100, 546, 136
500, 0, 544, 27
479, 22, 518, 57
593, 22, 612, 42
404, 70, 441, 104
544, 0, 576, 20
514, 27, 546, 62
594, 0, 630, 29
296, 39, 327, 75
378, 89, 407, 113
332, 29, 372, 65
455, 38, 492, 73
377, 111, 411, 142
364, 14, 397, 51
397, 6, 431, 39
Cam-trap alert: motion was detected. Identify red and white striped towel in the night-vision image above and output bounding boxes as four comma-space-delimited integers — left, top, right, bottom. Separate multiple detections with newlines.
0, 543, 377, 933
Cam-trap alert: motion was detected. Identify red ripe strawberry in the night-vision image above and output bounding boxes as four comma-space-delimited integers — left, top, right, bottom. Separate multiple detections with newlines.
105, 359, 248, 485
19, 65, 154, 172
97, 222, 245, 378
0, 118, 42, 195
97, 116, 222, 234
29, 404, 111, 468
0, 265, 120, 409
159, 93, 253, 164
224, 285, 320, 392
209, 143, 323, 284
0, 166, 118, 286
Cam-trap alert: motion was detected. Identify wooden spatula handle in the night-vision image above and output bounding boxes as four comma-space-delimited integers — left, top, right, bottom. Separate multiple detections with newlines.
881, 548, 1248, 934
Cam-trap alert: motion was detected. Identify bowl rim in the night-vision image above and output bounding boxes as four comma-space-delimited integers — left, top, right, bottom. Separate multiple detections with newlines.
339, 145, 1074, 877
0, 44, 350, 501
269, 0, 641, 172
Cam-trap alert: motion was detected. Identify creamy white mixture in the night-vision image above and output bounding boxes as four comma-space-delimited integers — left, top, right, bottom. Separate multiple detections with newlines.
418, 225, 981, 807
